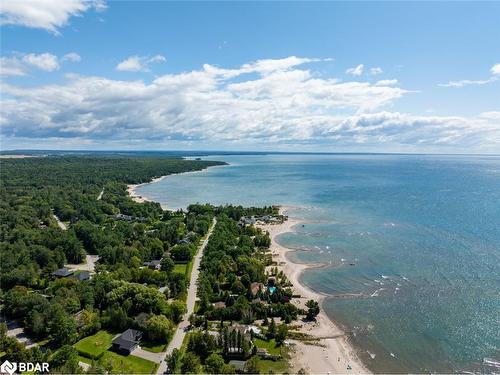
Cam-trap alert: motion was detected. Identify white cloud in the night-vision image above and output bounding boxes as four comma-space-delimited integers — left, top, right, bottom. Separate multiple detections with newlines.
370, 67, 383, 75
439, 63, 500, 88
0, 52, 82, 76
0, 57, 26, 76
62, 52, 81, 62
346, 64, 364, 76
116, 55, 166, 72
491, 63, 500, 75
22, 53, 59, 71
375, 79, 398, 86
0, 0, 106, 34
2, 56, 498, 152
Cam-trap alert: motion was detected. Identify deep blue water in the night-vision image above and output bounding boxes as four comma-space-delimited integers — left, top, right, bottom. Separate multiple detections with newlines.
137, 154, 500, 373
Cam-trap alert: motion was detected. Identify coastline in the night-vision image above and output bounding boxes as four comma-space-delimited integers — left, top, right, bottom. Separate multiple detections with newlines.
127, 176, 170, 207
257, 206, 370, 374
126, 172, 370, 373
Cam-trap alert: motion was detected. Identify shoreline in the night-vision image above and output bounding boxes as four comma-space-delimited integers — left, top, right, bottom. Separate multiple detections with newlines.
127, 176, 171, 209
257, 206, 370, 374
126, 171, 370, 373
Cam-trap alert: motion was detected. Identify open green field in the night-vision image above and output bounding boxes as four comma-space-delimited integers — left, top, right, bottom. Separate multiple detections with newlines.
259, 358, 290, 373
74, 330, 114, 359
100, 351, 158, 374
254, 338, 282, 355
173, 263, 187, 275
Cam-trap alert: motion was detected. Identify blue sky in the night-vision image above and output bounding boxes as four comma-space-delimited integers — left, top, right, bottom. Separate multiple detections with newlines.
1, 1, 499, 152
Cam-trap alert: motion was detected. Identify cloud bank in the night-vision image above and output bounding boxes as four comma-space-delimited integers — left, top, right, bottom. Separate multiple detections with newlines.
1, 57, 499, 152
0, 0, 105, 34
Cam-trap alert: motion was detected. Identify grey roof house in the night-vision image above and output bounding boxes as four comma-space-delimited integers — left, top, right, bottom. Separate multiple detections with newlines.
53, 267, 74, 278
112, 329, 142, 354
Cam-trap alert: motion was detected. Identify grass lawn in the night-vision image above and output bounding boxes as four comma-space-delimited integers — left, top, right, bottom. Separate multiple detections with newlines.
259, 358, 290, 373
74, 330, 114, 359
100, 351, 158, 374
141, 340, 167, 353
173, 263, 187, 275
254, 338, 282, 355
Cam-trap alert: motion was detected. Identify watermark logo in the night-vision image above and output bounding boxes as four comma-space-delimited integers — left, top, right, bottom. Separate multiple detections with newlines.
1, 360, 17, 375
1, 360, 49, 374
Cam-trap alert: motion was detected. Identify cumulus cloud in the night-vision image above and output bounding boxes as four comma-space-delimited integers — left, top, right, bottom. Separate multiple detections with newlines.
0, 52, 80, 76
439, 63, 500, 88
22, 53, 59, 71
62, 52, 81, 62
1, 56, 498, 152
346, 64, 364, 76
116, 55, 166, 72
490, 64, 500, 75
0, 0, 106, 34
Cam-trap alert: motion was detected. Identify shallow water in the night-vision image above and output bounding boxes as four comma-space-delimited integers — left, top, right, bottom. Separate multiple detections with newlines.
137, 154, 500, 373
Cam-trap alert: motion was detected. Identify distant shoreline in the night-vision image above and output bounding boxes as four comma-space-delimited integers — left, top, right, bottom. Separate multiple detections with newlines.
257, 206, 370, 374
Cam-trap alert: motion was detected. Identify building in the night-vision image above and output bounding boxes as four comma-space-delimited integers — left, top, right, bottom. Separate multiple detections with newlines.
143, 260, 161, 270
111, 329, 142, 355
228, 360, 246, 373
250, 282, 264, 296
113, 213, 133, 221
52, 267, 74, 278
213, 301, 226, 309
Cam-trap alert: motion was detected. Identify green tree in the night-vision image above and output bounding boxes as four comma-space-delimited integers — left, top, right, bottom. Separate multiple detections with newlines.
305, 299, 320, 320
144, 314, 174, 343
267, 318, 276, 339
244, 356, 260, 374
166, 348, 181, 374
205, 353, 225, 374
161, 257, 175, 273
180, 352, 201, 374
275, 324, 288, 346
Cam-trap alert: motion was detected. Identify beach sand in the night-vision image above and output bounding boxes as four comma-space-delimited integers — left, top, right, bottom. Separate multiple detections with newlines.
257, 207, 370, 374
127, 176, 168, 206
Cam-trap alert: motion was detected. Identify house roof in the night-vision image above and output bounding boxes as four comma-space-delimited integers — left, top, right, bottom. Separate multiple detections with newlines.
53, 267, 74, 277
229, 360, 246, 371
112, 329, 142, 350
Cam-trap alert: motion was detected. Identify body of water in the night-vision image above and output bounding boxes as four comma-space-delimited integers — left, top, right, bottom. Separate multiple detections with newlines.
137, 154, 500, 373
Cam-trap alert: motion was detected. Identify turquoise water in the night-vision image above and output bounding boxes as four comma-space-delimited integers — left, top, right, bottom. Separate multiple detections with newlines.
137, 154, 500, 373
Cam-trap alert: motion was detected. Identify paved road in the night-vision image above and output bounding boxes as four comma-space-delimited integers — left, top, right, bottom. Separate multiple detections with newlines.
156, 217, 216, 375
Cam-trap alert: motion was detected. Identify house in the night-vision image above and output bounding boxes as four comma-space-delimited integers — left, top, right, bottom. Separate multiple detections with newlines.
71, 271, 91, 282
53, 267, 74, 278
113, 213, 133, 221
256, 348, 269, 358
250, 282, 264, 296
228, 360, 246, 373
244, 325, 261, 335
143, 260, 161, 270
238, 216, 256, 226
112, 329, 142, 355
213, 301, 226, 309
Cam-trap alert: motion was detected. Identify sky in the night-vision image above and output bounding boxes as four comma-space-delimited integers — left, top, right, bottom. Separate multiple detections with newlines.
1, 1, 499, 153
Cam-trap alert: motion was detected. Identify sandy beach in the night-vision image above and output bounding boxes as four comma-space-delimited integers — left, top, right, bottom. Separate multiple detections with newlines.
127, 176, 168, 205
257, 207, 370, 374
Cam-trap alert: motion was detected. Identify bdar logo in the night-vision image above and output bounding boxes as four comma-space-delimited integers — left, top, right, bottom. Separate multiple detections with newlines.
1, 360, 17, 375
